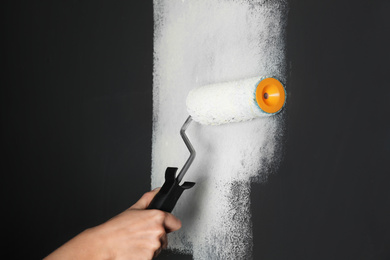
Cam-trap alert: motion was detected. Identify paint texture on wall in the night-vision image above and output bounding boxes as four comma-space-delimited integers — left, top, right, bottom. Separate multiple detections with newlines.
152, 0, 288, 259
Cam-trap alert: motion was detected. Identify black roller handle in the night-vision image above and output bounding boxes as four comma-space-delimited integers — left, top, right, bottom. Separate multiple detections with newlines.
147, 116, 196, 213
148, 167, 195, 213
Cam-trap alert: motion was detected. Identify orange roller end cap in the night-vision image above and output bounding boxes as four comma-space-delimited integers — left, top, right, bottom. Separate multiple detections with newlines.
255, 77, 286, 114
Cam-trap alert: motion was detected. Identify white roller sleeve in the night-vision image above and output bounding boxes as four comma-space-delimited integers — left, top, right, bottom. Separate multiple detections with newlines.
186, 77, 271, 125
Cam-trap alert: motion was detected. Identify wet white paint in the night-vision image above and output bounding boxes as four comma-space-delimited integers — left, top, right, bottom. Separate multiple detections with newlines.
151, 0, 287, 259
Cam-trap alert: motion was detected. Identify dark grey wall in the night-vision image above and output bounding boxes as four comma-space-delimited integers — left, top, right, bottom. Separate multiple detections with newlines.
3, 1, 154, 258
2, 0, 389, 259
252, 1, 390, 259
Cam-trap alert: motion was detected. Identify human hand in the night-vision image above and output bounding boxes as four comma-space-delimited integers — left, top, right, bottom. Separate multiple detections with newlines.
45, 188, 182, 260
96, 188, 182, 259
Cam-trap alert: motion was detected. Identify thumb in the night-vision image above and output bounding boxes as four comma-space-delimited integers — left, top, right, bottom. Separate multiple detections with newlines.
130, 188, 161, 209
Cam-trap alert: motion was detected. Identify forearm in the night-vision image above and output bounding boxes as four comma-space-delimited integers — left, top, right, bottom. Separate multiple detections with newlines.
44, 189, 180, 260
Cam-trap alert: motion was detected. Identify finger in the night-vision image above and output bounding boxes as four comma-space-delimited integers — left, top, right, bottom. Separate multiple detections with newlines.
153, 247, 162, 258
163, 213, 182, 233
153, 234, 167, 258
160, 233, 168, 249
130, 188, 161, 210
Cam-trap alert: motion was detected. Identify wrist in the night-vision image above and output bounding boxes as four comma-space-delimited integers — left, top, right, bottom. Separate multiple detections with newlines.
82, 226, 114, 260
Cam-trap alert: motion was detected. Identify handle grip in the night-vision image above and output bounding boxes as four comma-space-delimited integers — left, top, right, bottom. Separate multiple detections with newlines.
148, 167, 195, 213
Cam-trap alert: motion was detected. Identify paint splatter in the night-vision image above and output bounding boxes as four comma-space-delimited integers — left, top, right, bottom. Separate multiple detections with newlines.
152, 0, 288, 259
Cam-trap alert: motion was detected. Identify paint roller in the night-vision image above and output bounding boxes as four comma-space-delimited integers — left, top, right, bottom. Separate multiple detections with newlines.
147, 76, 286, 212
